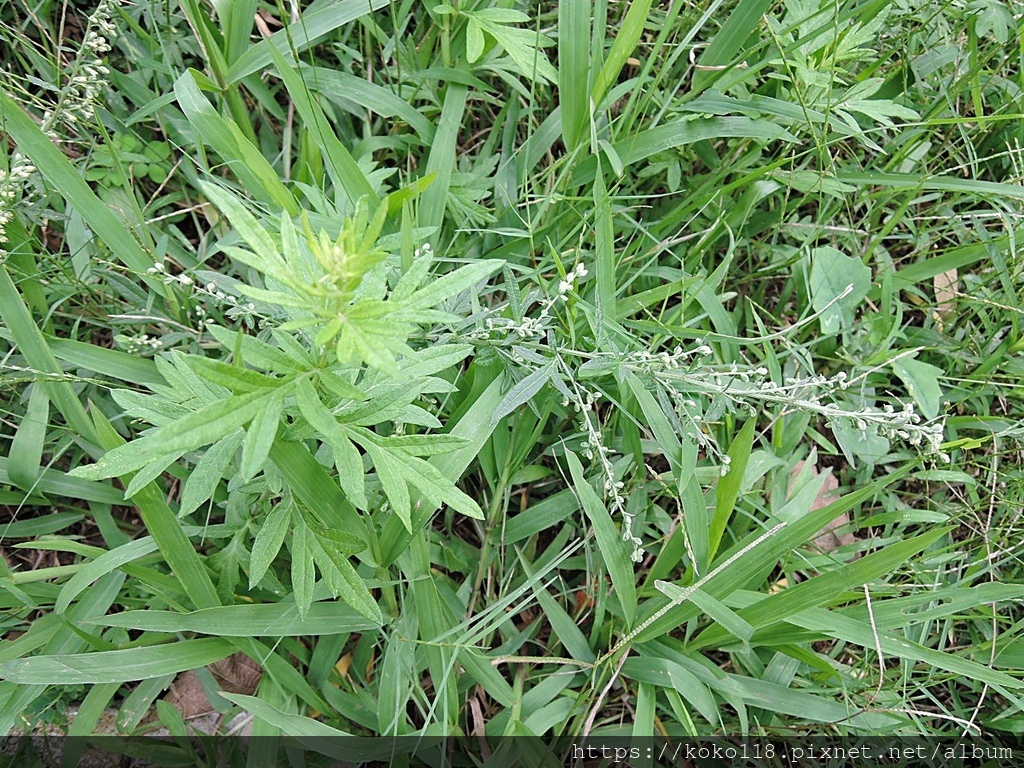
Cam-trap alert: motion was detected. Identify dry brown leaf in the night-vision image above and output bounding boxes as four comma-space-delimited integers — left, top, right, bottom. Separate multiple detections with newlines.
156, 652, 262, 728
789, 461, 857, 554
934, 267, 958, 321
163, 670, 214, 720
209, 652, 263, 695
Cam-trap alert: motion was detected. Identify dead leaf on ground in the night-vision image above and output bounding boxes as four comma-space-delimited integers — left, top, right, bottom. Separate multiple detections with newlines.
934, 268, 958, 323
209, 652, 263, 694
789, 461, 858, 555
156, 652, 263, 726
163, 670, 214, 720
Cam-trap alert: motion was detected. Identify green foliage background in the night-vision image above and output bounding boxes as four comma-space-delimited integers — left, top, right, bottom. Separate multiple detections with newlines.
1, 0, 1023, 745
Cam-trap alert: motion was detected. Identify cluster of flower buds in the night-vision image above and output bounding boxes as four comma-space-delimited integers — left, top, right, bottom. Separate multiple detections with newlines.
0, 157, 37, 251
147, 260, 262, 331
0, 0, 119, 260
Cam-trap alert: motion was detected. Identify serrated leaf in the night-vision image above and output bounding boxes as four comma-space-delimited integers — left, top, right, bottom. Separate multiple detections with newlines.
158, 389, 283, 454
392, 450, 483, 520
295, 505, 365, 554
391, 248, 433, 303
199, 182, 286, 273
337, 317, 408, 375
185, 356, 281, 392
403, 344, 475, 378
296, 378, 342, 437
72, 390, 280, 482
249, 501, 293, 588
206, 325, 311, 374
69, 441, 179, 481
240, 389, 283, 481
124, 450, 186, 498
291, 513, 314, 619
235, 283, 311, 308
477, 19, 558, 84
220, 246, 301, 290
467, 18, 485, 63
373, 434, 469, 455
365, 443, 412, 530
503, 264, 524, 322
112, 390, 190, 426
475, 8, 530, 23
331, 428, 368, 509
491, 361, 555, 425
318, 369, 366, 401
401, 260, 503, 311
180, 430, 244, 517
310, 537, 383, 624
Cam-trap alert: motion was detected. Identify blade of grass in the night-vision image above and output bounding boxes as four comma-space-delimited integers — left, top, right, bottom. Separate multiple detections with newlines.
566, 449, 637, 627
0, 638, 234, 684
594, 162, 617, 328
226, 0, 391, 83
573, 117, 797, 184
690, 528, 952, 650
265, 42, 377, 208
0, 93, 156, 277
558, 0, 590, 152
419, 84, 468, 232
88, 601, 378, 636
709, 418, 756, 560
174, 70, 299, 214
88, 407, 220, 610
55, 538, 159, 615
7, 385, 48, 490
690, 0, 774, 94
0, 265, 99, 447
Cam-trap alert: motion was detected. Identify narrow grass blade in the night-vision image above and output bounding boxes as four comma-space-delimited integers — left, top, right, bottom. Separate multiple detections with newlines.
8, 385, 48, 489
690, 0, 773, 93
566, 449, 636, 626
558, 0, 590, 151
837, 170, 1024, 201
0, 638, 234, 684
591, 0, 653, 108
0, 458, 122, 504
0, 266, 99, 447
174, 70, 298, 214
89, 601, 378, 636
710, 418, 756, 560
694, 528, 952, 650
791, 607, 1024, 693
629, 483, 888, 646
491, 362, 555, 425
573, 117, 796, 184
419, 84, 468, 231
226, 0, 391, 83
55, 538, 159, 615
594, 164, 617, 325
0, 93, 155, 276
265, 43, 377, 208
